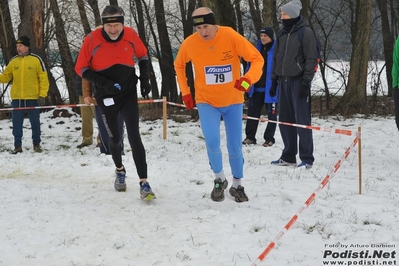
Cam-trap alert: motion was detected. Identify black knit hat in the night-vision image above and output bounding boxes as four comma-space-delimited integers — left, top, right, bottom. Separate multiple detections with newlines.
260, 27, 274, 40
17, 36, 30, 47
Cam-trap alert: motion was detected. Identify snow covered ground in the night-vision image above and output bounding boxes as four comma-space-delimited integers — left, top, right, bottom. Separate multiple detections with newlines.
0, 107, 398, 266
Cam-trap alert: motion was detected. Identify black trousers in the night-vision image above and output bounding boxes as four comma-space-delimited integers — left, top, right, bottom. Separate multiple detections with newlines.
245, 91, 277, 143
278, 78, 314, 164
96, 90, 147, 178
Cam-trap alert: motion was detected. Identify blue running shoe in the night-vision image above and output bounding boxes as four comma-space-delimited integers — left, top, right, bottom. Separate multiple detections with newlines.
271, 158, 296, 166
140, 181, 156, 201
114, 168, 127, 192
297, 162, 313, 169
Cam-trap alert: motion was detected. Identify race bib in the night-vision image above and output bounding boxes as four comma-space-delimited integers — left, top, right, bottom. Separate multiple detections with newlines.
204, 64, 233, 85
103, 98, 115, 106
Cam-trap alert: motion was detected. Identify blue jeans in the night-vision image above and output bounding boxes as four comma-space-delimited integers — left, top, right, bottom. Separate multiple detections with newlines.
11, 100, 41, 148
196, 103, 244, 179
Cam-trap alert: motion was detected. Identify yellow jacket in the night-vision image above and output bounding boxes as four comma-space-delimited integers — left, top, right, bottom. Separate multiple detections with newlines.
174, 26, 264, 107
0, 53, 49, 100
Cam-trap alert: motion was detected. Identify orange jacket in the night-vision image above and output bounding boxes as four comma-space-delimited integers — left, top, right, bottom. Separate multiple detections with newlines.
174, 26, 264, 107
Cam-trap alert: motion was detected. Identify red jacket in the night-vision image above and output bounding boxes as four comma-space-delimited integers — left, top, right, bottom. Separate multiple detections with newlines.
75, 27, 148, 99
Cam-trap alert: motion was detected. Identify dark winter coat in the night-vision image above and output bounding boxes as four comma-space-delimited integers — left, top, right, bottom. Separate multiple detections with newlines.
271, 16, 318, 84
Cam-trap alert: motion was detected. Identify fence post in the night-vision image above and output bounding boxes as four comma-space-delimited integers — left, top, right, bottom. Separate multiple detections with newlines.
358, 126, 362, 194
163, 96, 167, 139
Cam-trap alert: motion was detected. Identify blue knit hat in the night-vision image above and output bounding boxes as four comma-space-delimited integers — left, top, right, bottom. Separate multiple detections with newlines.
260, 27, 274, 40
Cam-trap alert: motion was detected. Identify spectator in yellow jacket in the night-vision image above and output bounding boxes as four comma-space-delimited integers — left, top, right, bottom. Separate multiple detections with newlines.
174, 7, 264, 203
0, 36, 49, 154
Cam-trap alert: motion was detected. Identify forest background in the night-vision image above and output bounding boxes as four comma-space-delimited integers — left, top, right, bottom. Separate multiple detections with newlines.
0, 0, 396, 116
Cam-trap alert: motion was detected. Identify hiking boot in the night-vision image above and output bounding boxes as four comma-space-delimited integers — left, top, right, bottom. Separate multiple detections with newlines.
77, 143, 91, 149
229, 185, 249, 203
262, 140, 274, 147
271, 158, 296, 166
210, 178, 228, 202
10, 147, 23, 154
297, 161, 313, 169
33, 144, 42, 153
114, 168, 127, 192
242, 138, 256, 145
140, 181, 156, 201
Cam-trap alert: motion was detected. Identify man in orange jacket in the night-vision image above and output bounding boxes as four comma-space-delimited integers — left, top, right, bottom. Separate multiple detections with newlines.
174, 7, 264, 203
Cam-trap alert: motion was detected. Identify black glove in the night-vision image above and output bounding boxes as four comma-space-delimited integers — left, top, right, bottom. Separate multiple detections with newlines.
140, 78, 152, 98
138, 60, 151, 98
82, 69, 118, 93
394, 87, 399, 131
299, 80, 311, 99
37, 97, 46, 106
269, 79, 277, 97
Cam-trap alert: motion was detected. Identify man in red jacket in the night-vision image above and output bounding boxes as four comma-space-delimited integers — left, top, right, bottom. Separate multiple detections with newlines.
75, 5, 155, 200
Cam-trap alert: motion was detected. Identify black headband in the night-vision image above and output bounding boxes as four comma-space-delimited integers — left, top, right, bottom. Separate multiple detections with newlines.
192, 13, 216, 26
102, 15, 124, 24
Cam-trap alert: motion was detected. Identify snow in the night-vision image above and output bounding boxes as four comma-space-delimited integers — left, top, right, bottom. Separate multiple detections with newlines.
0, 106, 398, 266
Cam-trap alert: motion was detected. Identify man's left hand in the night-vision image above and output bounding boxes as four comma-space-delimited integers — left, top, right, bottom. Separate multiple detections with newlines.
140, 78, 151, 98
234, 77, 251, 92
37, 97, 46, 106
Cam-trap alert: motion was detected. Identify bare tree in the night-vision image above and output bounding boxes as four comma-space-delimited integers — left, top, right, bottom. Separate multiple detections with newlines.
263, 0, 278, 31
209, 0, 236, 29
248, 0, 262, 33
154, 0, 178, 102
87, 0, 101, 27
18, 0, 61, 104
49, 0, 77, 104
178, 0, 196, 102
77, 0, 92, 35
129, 0, 159, 99
376, 0, 394, 96
336, 0, 372, 115
0, 0, 16, 65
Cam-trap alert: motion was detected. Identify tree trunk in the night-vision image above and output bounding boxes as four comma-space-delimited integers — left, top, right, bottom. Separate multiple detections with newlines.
154, 0, 178, 102
87, 0, 101, 26
77, 0, 92, 35
376, 0, 394, 97
208, 0, 236, 30
337, 0, 372, 115
178, 0, 196, 102
248, 0, 262, 34
263, 0, 278, 32
18, 0, 61, 105
50, 0, 77, 104
0, 0, 17, 64
130, 0, 159, 99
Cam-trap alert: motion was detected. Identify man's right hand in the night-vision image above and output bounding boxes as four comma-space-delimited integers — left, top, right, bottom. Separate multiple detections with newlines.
182, 94, 194, 110
269, 80, 277, 97
84, 97, 92, 105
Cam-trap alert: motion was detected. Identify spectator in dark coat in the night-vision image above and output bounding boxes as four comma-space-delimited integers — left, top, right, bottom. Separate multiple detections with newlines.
243, 27, 278, 147
269, 0, 318, 169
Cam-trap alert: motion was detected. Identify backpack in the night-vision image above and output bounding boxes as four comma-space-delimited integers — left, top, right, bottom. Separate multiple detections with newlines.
279, 26, 321, 72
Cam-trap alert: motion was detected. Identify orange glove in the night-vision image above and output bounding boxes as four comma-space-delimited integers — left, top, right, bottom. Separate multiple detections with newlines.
182, 94, 195, 110
234, 77, 251, 92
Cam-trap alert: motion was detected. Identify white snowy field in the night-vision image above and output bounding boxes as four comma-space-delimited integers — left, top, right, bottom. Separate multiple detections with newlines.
0, 107, 398, 266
